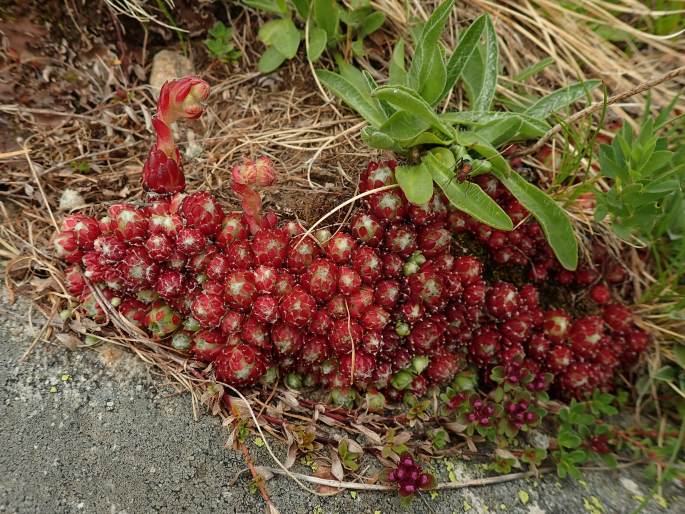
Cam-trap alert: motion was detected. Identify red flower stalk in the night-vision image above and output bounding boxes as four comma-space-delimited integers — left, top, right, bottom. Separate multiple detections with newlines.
142, 77, 210, 195
231, 157, 276, 234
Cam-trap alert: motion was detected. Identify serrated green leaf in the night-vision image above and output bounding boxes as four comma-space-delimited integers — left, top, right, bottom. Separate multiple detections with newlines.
475, 117, 523, 147
313, 0, 340, 40
408, 0, 455, 92
471, 15, 498, 111
360, 11, 385, 37
307, 27, 327, 61
373, 85, 454, 138
525, 80, 600, 119
389, 39, 407, 86
258, 19, 301, 59
258, 46, 287, 73
459, 133, 578, 270
440, 14, 486, 104
425, 153, 513, 230
317, 70, 387, 127
395, 164, 434, 205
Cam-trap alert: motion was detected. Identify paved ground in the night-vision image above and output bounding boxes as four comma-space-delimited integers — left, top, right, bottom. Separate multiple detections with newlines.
1, 293, 683, 514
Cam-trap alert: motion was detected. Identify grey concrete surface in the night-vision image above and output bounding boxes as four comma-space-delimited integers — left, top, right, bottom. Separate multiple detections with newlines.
1, 294, 683, 514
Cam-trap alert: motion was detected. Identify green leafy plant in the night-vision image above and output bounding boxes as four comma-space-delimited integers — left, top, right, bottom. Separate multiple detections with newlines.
594, 104, 685, 301
204, 21, 241, 63
244, 0, 386, 73
552, 392, 620, 479
317, 0, 603, 270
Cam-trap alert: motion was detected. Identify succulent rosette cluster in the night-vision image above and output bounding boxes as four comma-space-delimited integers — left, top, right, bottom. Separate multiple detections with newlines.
54, 76, 649, 407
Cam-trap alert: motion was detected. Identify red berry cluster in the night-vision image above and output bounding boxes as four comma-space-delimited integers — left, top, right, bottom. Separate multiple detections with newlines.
387, 455, 433, 497
465, 397, 496, 427
504, 400, 537, 430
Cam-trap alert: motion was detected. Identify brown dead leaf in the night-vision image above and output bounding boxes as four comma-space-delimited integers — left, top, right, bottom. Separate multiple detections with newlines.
351, 423, 382, 445
54, 332, 80, 350
313, 461, 341, 494
393, 431, 412, 445
443, 421, 467, 433
329, 449, 345, 482
345, 438, 363, 454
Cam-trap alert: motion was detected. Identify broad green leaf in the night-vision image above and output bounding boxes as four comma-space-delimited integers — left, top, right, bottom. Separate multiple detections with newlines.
373, 85, 454, 138
314, 0, 340, 40
513, 57, 554, 82
244, 0, 289, 15
460, 133, 578, 270
558, 430, 582, 449
462, 46, 484, 106
425, 152, 513, 230
408, 0, 455, 91
316, 70, 387, 127
291, 0, 309, 18
307, 27, 327, 61
395, 164, 434, 204
472, 15, 499, 111
336, 57, 372, 95
525, 80, 601, 119
380, 112, 430, 142
639, 150, 672, 173
351, 39, 365, 57
405, 131, 454, 148
389, 39, 407, 86
258, 47, 287, 73
428, 147, 456, 169
258, 19, 301, 59
441, 111, 549, 139
475, 117, 523, 147
654, 365, 677, 382
419, 46, 447, 105
360, 11, 385, 37
440, 14, 486, 103
673, 344, 685, 369
360, 127, 403, 151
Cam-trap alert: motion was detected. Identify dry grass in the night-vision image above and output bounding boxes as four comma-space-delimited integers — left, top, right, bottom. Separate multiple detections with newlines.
2, 0, 684, 496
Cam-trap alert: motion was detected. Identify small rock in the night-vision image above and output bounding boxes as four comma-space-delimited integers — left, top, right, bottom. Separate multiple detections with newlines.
149, 50, 194, 96
527, 429, 549, 450
59, 189, 84, 211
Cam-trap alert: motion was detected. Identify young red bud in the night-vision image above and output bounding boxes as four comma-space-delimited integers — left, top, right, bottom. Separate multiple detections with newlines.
157, 76, 210, 125
142, 147, 185, 195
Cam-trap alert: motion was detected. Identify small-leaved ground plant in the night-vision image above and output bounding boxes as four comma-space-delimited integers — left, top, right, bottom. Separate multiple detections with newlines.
204, 21, 241, 63
244, 0, 386, 72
